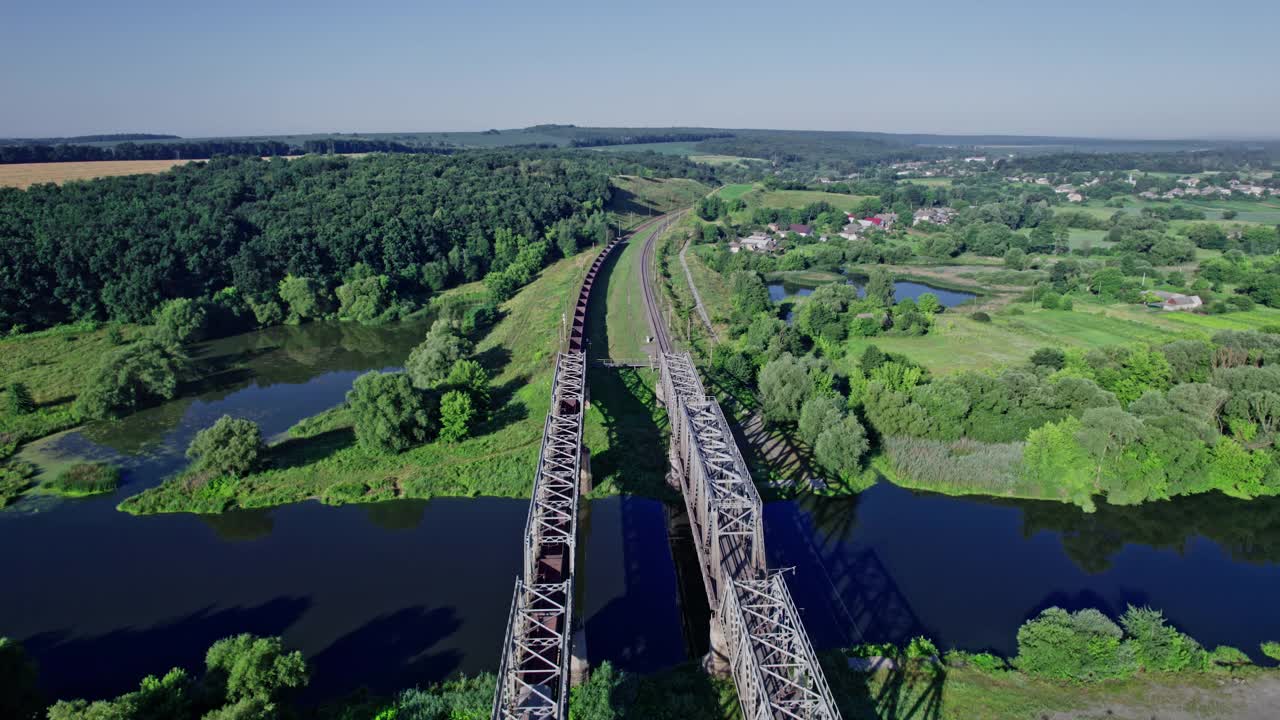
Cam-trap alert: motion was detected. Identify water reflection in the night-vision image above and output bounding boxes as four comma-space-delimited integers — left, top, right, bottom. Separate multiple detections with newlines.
769, 482, 1280, 659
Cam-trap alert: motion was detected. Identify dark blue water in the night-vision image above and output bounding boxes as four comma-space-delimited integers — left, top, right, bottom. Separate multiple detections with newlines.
7, 320, 1280, 705
768, 483, 1280, 660
767, 279, 976, 307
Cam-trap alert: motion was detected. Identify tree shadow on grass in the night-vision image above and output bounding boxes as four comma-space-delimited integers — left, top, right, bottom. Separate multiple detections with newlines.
479, 375, 531, 435
701, 369, 821, 494
606, 185, 662, 218
265, 428, 357, 472
826, 652, 947, 720
589, 366, 673, 499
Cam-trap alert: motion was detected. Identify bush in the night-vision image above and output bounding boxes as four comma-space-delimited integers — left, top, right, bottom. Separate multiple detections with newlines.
1262, 641, 1280, 662
1014, 607, 1136, 681
1120, 606, 1201, 672
187, 416, 264, 478
48, 462, 120, 496
906, 636, 939, 660
1030, 347, 1066, 370
6, 381, 34, 416
438, 390, 476, 443
204, 634, 308, 705
1206, 645, 1252, 671
75, 339, 185, 420
815, 416, 870, 478
971, 311, 991, 323
347, 371, 436, 453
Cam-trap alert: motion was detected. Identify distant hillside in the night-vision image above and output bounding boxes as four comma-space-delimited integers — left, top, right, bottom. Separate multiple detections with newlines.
0, 133, 180, 146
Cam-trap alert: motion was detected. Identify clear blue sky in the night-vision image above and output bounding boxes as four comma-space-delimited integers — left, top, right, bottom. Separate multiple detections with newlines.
3, 0, 1277, 139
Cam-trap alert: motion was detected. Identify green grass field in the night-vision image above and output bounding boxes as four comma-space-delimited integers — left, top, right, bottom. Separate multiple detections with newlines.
754, 189, 875, 212
845, 303, 1204, 375
716, 183, 755, 201
902, 177, 954, 187
608, 175, 710, 228
593, 226, 657, 359
1067, 228, 1114, 250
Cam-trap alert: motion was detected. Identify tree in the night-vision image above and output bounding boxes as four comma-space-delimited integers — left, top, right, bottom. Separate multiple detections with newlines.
204, 634, 308, 706
187, 416, 264, 478
75, 339, 185, 420
446, 359, 491, 415
1120, 606, 1200, 672
864, 268, 896, 307
1004, 247, 1026, 271
347, 371, 435, 453
1015, 607, 1135, 681
815, 416, 870, 477
47, 667, 193, 720
916, 293, 941, 315
438, 390, 476, 443
0, 637, 41, 720
6, 381, 34, 415
336, 274, 399, 324
758, 354, 812, 422
798, 395, 845, 446
277, 275, 332, 323
1030, 347, 1066, 370
1076, 407, 1144, 483
406, 321, 473, 389
1261, 641, 1280, 662
568, 661, 622, 720
152, 297, 208, 346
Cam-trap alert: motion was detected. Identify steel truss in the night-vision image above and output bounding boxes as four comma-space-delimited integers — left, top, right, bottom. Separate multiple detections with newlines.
493, 351, 586, 720
722, 574, 841, 720
660, 351, 842, 720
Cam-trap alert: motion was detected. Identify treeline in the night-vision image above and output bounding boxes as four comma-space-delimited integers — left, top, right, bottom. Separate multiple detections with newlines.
694, 131, 944, 175
0, 138, 452, 164
568, 131, 734, 148
0, 150, 706, 332
0, 133, 179, 146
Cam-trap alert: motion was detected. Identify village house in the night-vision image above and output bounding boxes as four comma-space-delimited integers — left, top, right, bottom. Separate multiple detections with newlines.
1147, 290, 1203, 312
1054, 184, 1075, 194
1178, 177, 1201, 187
1139, 190, 1159, 200
1067, 192, 1084, 203
788, 224, 813, 237
873, 212, 898, 229
912, 207, 958, 226
734, 232, 776, 254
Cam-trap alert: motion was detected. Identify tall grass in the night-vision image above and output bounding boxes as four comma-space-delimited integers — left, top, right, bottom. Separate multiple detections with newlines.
882, 436, 1027, 497
46, 462, 121, 496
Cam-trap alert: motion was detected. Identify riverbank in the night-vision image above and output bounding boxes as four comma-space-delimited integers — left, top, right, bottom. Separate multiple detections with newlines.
120, 248, 673, 515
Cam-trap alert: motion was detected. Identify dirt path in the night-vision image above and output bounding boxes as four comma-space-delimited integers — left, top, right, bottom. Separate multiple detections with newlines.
1048, 675, 1280, 720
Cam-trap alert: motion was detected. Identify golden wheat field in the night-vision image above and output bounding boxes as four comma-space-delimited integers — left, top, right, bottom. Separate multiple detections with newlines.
0, 159, 195, 189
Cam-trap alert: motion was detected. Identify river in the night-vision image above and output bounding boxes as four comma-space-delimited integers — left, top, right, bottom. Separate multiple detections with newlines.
4, 320, 1279, 703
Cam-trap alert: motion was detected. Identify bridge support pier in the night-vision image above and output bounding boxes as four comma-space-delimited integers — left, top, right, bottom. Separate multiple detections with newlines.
702, 617, 732, 678
579, 447, 593, 495
570, 626, 590, 687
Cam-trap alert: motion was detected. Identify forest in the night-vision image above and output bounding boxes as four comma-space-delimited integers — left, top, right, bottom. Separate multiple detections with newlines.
0, 138, 452, 164
0, 149, 715, 334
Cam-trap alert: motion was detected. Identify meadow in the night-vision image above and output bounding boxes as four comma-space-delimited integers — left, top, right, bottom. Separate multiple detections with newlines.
608, 175, 711, 229
0, 159, 195, 188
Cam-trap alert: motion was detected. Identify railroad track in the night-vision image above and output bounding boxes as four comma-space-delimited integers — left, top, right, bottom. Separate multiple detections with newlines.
637, 211, 683, 353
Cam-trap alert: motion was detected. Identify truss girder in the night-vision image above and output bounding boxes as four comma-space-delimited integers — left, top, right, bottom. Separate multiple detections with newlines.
494, 352, 586, 720
659, 351, 842, 720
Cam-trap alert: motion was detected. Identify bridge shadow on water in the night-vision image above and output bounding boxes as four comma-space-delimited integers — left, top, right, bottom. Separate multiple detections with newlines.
306, 605, 463, 700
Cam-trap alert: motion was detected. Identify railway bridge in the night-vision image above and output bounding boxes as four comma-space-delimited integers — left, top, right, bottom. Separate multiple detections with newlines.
492, 212, 840, 719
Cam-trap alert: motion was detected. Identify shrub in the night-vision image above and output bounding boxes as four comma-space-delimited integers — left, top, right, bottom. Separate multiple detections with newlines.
445, 359, 491, 415
152, 297, 208, 346
75, 339, 185, 420
48, 462, 120, 496
1120, 606, 1201, 672
277, 275, 333, 323
1014, 607, 1136, 681
336, 275, 401, 324
6, 382, 34, 416
347, 371, 436, 453
187, 416, 264, 478
971, 311, 991, 323
815, 416, 870, 478
1261, 641, 1280, 662
798, 395, 845, 446
204, 634, 308, 705
1206, 645, 1252, 671
438, 390, 476, 443
1030, 347, 1066, 370
906, 636, 939, 660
